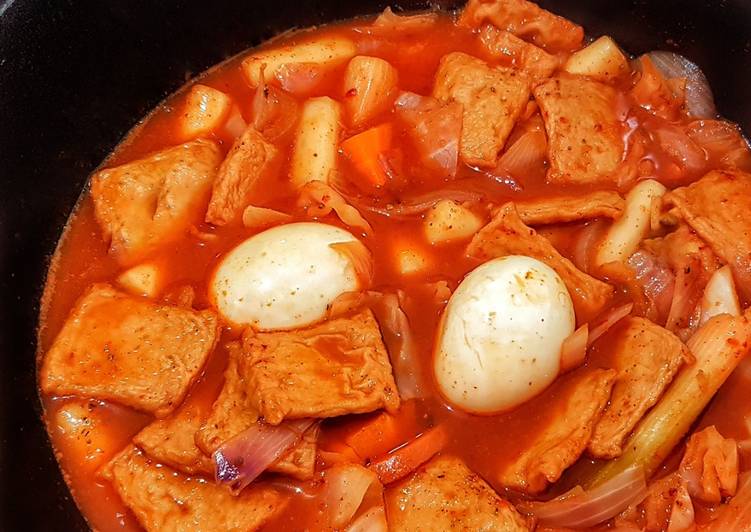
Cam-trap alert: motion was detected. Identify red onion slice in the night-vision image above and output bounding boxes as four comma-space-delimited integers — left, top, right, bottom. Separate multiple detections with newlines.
518, 466, 647, 528
646, 51, 717, 119
213, 418, 315, 493
588, 303, 634, 346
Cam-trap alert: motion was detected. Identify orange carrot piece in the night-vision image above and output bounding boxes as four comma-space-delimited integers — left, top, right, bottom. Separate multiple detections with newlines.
369, 425, 448, 485
340, 123, 393, 187
345, 400, 419, 461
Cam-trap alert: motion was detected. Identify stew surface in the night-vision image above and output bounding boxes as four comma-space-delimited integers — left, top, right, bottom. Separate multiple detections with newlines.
38, 1, 751, 530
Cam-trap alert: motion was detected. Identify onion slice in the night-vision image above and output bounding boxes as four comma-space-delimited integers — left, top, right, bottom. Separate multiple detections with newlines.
329, 241, 374, 289
372, 7, 437, 32
298, 181, 373, 235
322, 464, 382, 528
646, 51, 717, 119
223, 105, 248, 138
588, 303, 633, 346
241, 205, 292, 229
518, 466, 647, 528
213, 418, 315, 493
560, 324, 589, 373
327, 290, 421, 399
346, 506, 388, 532
703, 472, 751, 531
342, 187, 483, 220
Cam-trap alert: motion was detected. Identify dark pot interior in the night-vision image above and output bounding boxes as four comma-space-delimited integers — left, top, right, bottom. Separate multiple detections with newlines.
2, 0, 750, 529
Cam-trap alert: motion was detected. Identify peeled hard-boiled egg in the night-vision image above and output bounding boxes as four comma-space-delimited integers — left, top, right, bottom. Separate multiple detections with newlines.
434, 255, 575, 414
210, 222, 365, 330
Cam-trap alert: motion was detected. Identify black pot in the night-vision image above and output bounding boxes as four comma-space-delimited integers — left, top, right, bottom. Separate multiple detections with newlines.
2, 0, 750, 529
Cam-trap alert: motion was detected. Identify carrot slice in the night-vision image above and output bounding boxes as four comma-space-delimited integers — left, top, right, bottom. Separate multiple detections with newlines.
340, 123, 393, 187
369, 425, 448, 485
345, 400, 420, 461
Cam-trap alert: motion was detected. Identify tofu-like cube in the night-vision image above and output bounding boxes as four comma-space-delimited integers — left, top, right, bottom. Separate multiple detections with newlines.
179, 84, 233, 139
290, 97, 341, 188
116, 262, 162, 298
91, 139, 222, 264
343, 56, 399, 127
241, 37, 356, 87
564, 36, 629, 83
424, 200, 483, 245
433, 52, 531, 167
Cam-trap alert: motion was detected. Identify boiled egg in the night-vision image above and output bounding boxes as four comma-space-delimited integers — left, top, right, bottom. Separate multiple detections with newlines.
210, 222, 365, 330
434, 255, 575, 413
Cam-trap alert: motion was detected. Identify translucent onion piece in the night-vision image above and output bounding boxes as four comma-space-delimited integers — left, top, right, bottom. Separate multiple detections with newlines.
519, 466, 647, 528
588, 303, 633, 346
346, 506, 388, 532
497, 128, 547, 179
394, 92, 462, 177
298, 181, 373, 235
628, 250, 675, 321
223, 105, 248, 138
241, 205, 292, 229
703, 472, 751, 531
323, 464, 382, 528
372, 7, 437, 32
252, 72, 300, 142
646, 51, 717, 119
344, 188, 483, 220
560, 324, 589, 373
213, 418, 314, 493
329, 241, 374, 288
275, 62, 322, 96
700, 265, 741, 325
325, 289, 422, 399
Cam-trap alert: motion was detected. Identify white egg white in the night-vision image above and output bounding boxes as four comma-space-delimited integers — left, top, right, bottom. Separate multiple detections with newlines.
210, 222, 364, 330
434, 255, 575, 414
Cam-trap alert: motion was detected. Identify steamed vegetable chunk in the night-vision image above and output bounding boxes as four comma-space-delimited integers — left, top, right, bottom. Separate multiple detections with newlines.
534, 76, 625, 185
91, 140, 222, 264
433, 52, 531, 167
41, 284, 219, 417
